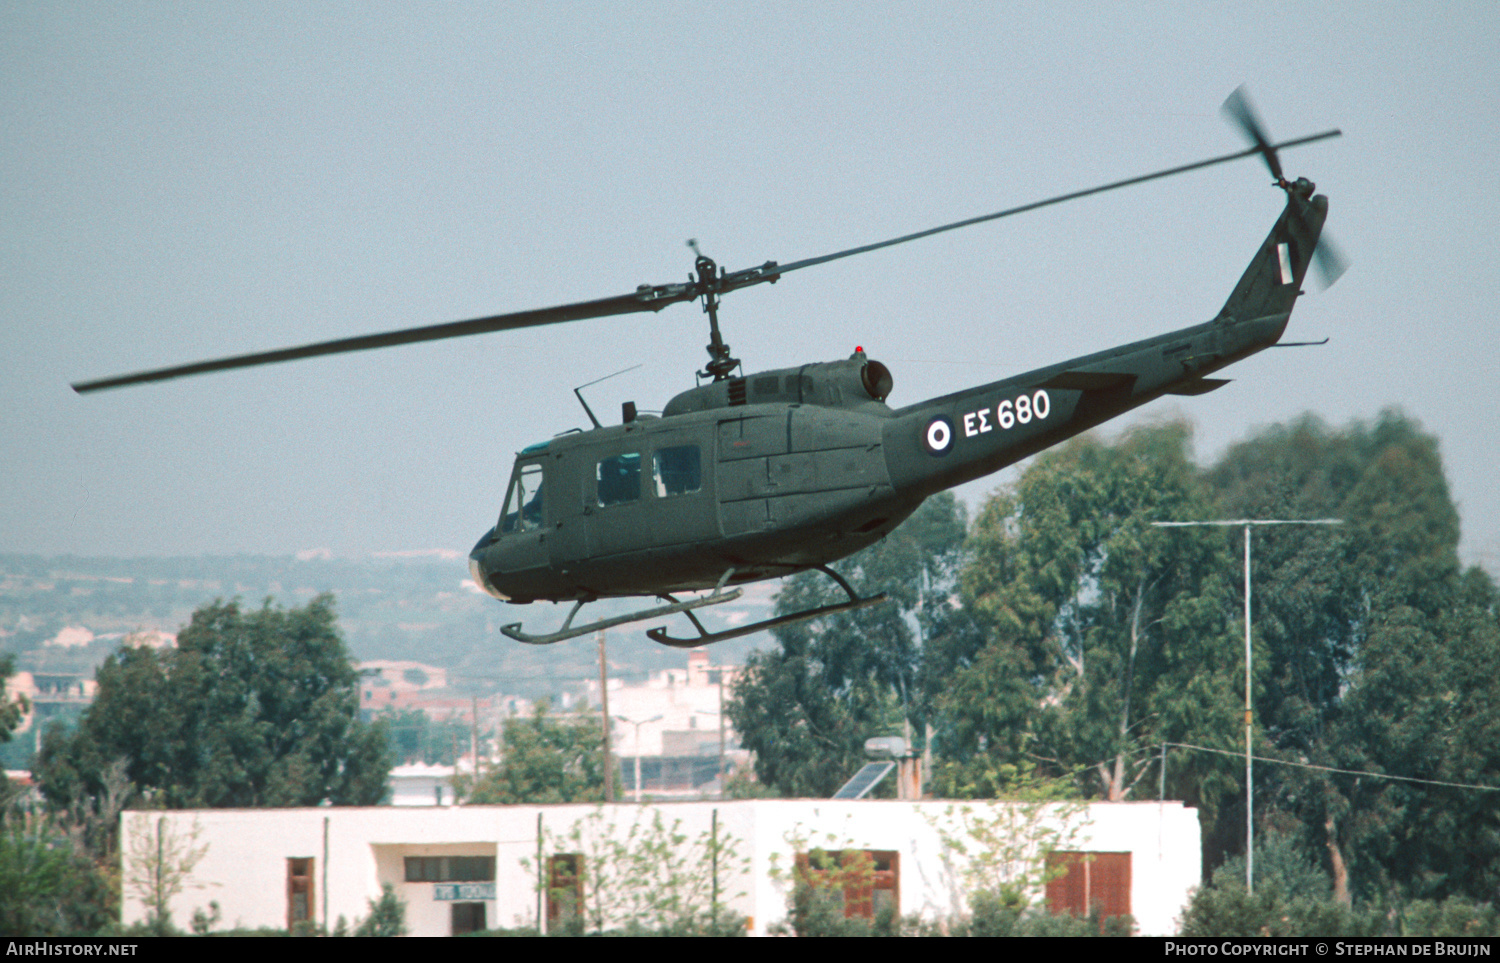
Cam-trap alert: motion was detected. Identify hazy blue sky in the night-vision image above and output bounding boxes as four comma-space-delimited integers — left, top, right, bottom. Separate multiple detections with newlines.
5, 3, 1498, 578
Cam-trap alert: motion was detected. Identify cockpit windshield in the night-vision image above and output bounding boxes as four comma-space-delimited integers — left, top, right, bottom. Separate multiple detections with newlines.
500, 461, 544, 534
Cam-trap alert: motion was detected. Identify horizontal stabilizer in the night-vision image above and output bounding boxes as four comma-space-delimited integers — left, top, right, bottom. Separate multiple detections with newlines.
1038, 370, 1137, 392
1164, 377, 1232, 396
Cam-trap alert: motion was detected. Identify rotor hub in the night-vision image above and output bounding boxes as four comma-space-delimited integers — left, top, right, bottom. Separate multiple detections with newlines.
692, 250, 741, 381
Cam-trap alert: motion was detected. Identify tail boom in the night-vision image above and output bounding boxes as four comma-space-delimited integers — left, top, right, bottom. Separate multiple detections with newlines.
883, 191, 1326, 499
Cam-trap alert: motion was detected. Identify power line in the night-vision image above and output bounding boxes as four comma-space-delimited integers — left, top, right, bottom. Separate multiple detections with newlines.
1163, 741, 1500, 793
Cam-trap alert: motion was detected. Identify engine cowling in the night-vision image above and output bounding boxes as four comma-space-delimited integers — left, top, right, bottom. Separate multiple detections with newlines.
662, 350, 893, 417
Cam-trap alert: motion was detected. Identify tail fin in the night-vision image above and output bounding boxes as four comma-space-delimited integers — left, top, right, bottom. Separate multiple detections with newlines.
1218, 190, 1329, 323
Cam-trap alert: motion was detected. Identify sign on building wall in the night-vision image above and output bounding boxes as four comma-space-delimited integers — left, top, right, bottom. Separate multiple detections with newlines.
433, 882, 496, 901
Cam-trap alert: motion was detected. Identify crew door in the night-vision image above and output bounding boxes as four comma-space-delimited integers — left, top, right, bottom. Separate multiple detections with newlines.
583, 446, 652, 557
645, 432, 716, 548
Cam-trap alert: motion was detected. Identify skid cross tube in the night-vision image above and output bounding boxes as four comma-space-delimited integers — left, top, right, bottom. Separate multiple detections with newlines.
500, 569, 743, 645
647, 565, 888, 648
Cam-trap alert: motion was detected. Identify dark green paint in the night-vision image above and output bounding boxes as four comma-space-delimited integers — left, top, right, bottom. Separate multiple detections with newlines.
70, 92, 1339, 645
469, 185, 1329, 616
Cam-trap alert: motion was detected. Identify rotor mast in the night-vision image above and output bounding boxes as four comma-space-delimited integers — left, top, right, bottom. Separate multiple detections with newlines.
689, 241, 740, 382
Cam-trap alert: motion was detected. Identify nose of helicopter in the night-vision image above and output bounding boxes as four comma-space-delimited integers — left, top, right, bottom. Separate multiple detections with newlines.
468, 528, 508, 600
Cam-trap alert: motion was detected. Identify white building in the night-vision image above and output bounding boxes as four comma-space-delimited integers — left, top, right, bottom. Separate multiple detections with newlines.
4, 670, 96, 742
595, 649, 745, 798
386, 763, 459, 807
118, 798, 1199, 936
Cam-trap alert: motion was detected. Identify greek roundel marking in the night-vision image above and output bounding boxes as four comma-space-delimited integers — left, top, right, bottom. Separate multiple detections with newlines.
923, 416, 954, 456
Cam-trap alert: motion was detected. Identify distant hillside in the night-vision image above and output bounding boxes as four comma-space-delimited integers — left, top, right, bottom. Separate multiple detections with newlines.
0, 553, 773, 701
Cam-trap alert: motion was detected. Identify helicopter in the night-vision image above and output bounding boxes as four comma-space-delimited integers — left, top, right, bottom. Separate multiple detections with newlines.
73, 88, 1344, 647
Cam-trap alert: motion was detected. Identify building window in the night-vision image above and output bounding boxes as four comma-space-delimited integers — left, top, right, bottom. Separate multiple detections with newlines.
1045, 851, 1131, 923
794, 849, 899, 920
547, 854, 584, 935
286, 857, 314, 931
404, 855, 496, 883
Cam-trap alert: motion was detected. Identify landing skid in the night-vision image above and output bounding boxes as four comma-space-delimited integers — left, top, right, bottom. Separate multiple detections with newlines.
647, 565, 887, 648
499, 565, 888, 648
500, 569, 744, 645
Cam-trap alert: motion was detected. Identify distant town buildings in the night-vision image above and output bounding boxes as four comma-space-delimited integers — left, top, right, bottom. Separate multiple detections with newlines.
359, 659, 451, 715
388, 762, 461, 807
590, 648, 744, 798
4, 620, 744, 806
3, 670, 95, 744
370, 650, 745, 804
122, 629, 175, 649
45, 625, 95, 648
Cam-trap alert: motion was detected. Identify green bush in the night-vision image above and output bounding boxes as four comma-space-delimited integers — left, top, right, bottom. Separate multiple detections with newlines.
1179, 876, 1499, 937
352, 883, 406, 937
0, 823, 115, 936
946, 889, 1133, 937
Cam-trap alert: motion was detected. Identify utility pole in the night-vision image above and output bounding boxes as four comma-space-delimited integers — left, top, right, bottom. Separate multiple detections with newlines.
614, 713, 664, 802
470, 696, 480, 777
598, 628, 614, 803
1153, 517, 1341, 893
718, 668, 727, 796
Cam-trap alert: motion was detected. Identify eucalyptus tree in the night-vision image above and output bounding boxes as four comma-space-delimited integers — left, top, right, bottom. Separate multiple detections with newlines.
1208, 410, 1498, 903
939, 422, 1242, 803
462, 701, 615, 804
727, 493, 969, 797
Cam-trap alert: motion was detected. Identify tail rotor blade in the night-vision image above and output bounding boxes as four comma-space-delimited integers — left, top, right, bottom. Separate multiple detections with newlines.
1313, 234, 1349, 289
1222, 84, 1285, 184
1223, 87, 1346, 290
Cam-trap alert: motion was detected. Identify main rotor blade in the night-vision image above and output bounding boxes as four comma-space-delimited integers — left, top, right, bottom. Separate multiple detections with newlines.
752, 131, 1339, 284
71, 285, 699, 393
74, 125, 1339, 394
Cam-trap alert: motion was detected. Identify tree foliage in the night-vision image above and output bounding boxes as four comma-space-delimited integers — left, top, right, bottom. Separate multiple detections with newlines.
0, 818, 115, 936
926, 410, 1500, 908
353, 883, 407, 937
37, 595, 391, 812
463, 702, 614, 804
1205, 411, 1500, 902
1179, 848, 1500, 938
726, 493, 969, 796
121, 813, 209, 929
525, 806, 748, 935
939, 423, 1243, 806
925, 765, 1086, 909
730, 408, 1497, 911
380, 707, 470, 766
0, 655, 26, 747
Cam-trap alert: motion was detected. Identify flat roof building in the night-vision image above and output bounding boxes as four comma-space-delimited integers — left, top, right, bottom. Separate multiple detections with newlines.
119, 798, 1199, 936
